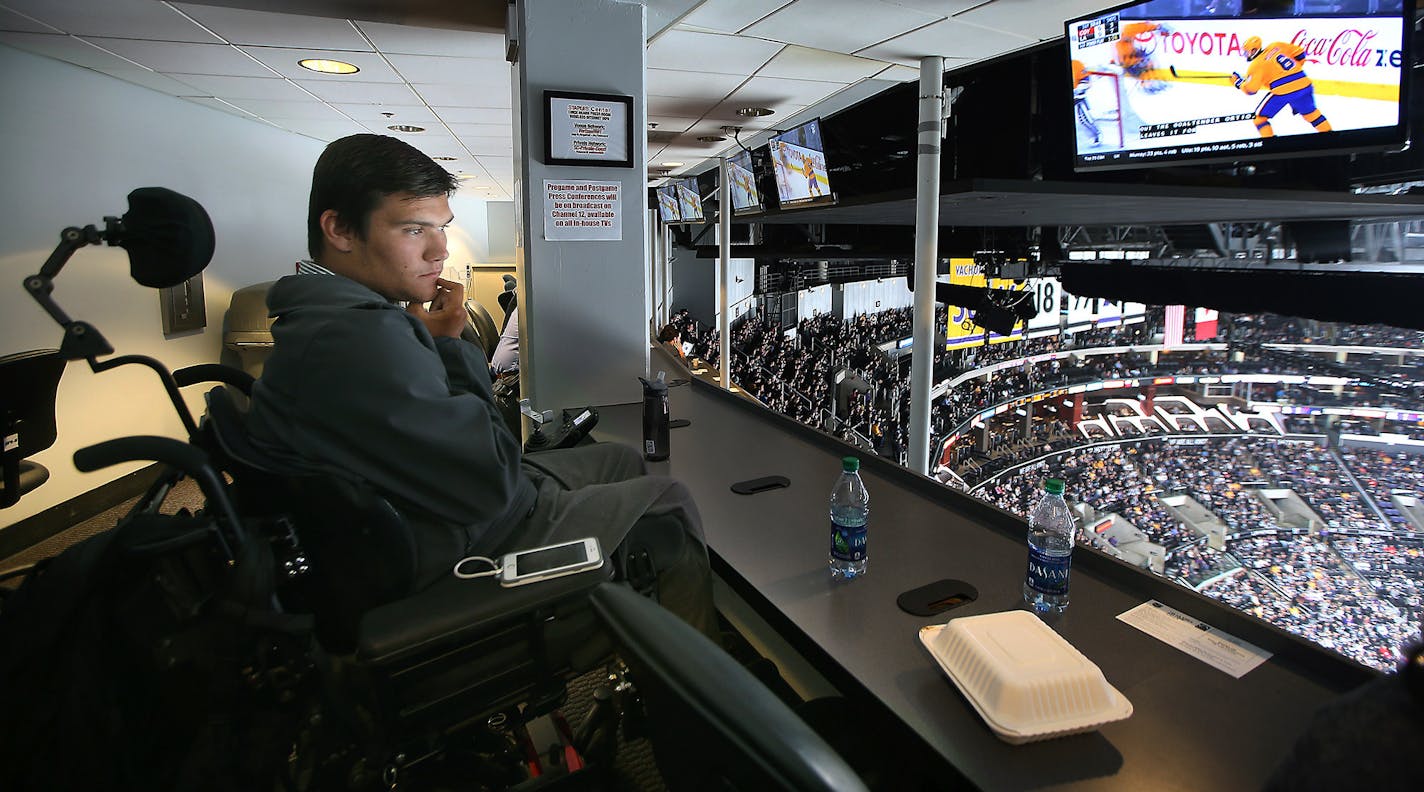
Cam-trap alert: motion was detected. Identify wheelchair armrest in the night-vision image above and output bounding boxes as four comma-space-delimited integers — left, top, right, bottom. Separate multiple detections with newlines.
356, 564, 612, 667
173, 364, 255, 395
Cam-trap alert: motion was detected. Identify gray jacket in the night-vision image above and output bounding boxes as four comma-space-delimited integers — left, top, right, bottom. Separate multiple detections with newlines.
245, 273, 536, 583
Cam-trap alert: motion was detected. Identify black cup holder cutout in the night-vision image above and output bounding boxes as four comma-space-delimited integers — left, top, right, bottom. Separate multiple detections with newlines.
730, 475, 790, 495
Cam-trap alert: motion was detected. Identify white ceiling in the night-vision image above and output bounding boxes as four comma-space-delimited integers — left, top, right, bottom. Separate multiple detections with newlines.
0, 0, 1110, 196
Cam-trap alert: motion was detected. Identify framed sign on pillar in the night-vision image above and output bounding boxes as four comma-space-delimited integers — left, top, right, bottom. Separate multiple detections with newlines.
544, 90, 633, 168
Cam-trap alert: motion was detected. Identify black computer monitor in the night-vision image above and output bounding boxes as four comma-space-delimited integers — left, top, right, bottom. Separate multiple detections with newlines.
1066, 0, 1413, 171
769, 119, 834, 209
727, 148, 764, 215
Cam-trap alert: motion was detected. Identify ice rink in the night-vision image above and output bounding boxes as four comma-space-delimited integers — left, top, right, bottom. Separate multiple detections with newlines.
1076, 75, 1399, 154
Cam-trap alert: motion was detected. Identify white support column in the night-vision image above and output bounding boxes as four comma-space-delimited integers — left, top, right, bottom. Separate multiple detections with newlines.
718, 156, 732, 390
909, 57, 943, 476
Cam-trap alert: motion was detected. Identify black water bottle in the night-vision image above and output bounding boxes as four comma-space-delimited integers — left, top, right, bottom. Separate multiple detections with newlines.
640, 371, 670, 461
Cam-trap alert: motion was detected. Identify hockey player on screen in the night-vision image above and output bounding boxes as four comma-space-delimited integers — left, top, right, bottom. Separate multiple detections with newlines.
1234, 35, 1332, 137
802, 150, 821, 196
1115, 20, 1170, 93
1072, 59, 1101, 146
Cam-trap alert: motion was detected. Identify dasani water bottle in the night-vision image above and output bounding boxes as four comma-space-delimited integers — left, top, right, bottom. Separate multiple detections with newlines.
1023, 478, 1075, 614
829, 456, 868, 580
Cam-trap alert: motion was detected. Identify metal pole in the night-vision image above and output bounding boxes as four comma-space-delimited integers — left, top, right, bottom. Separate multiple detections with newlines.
719, 156, 732, 390
909, 56, 943, 476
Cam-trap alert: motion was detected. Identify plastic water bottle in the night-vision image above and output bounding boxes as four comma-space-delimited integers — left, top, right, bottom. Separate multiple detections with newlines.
829, 456, 868, 580
1022, 478, 1075, 614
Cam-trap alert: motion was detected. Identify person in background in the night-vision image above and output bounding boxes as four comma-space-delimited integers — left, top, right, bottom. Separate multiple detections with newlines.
659, 323, 686, 360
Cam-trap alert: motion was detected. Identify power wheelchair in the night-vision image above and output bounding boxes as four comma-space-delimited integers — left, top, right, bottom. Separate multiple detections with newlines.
0, 188, 867, 792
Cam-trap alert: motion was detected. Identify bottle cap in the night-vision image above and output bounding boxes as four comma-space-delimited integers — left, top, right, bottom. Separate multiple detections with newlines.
1044, 478, 1065, 495
842, 456, 860, 472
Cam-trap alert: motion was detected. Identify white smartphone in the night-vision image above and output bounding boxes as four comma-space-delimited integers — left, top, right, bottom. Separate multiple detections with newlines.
497, 537, 603, 587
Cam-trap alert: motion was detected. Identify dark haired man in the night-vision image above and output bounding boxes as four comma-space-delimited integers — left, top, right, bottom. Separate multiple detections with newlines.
246, 134, 716, 637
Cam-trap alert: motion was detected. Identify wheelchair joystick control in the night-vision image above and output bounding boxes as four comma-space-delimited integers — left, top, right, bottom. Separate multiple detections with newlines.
520, 399, 556, 451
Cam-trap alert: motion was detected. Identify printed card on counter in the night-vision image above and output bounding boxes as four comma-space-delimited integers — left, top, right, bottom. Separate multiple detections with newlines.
1117, 600, 1273, 678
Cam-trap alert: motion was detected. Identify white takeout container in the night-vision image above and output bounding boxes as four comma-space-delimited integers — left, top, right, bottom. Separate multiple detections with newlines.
918, 610, 1133, 744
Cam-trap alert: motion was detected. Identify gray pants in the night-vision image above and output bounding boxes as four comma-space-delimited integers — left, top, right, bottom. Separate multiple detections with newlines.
507, 442, 718, 640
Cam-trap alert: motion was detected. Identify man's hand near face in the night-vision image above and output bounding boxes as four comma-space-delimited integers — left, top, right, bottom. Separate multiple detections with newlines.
409, 277, 466, 338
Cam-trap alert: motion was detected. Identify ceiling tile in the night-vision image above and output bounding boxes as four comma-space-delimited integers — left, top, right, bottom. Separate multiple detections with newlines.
297, 79, 423, 105
677, 0, 796, 34
238, 45, 402, 82
644, 0, 702, 38
456, 136, 514, 156
648, 68, 746, 100
86, 38, 275, 76
877, 1, 985, 14
164, 73, 312, 100
181, 95, 260, 119
757, 44, 889, 82
0, 32, 143, 70
703, 98, 807, 128
649, 115, 702, 133
446, 122, 512, 138
873, 63, 922, 81
725, 74, 847, 107
647, 29, 783, 75
742, 0, 944, 55
269, 118, 370, 141
338, 103, 441, 125
0, 7, 59, 33
356, 20, 505, 59
954, 0, 1096, 41
855, 17, 1035, 65
647, 94, 714, 117
434, 106, 512, 124
3, 0, 222, 43
93, 67, 212, 96
226, 98, 347, 121
475, 156, 514, 178
384, 53, 508, 86
172, 3, 370, 50
413, 82, 511, 109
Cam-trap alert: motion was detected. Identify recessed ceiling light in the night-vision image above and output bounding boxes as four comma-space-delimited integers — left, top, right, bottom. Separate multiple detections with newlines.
387, 124, 425, 133
298, 58, 359, 75
697, 135, 727, 142
432, 156, 458, 161
457, 173, 479, 180
662, 161, 684, 167
737, 106, 774, 117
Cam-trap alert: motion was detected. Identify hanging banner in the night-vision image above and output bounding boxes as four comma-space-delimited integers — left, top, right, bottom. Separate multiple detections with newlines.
543, 180, 622, 241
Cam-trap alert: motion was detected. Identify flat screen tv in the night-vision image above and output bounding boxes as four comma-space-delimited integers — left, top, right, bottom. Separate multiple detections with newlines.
769, 118, 834, 209
656, 184, 680, 223
727, 148, 763, 215
1066, 0, 1412, 171
674, 178, 704, 222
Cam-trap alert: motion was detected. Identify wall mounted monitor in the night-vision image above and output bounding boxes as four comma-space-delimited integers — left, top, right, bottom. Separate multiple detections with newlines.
1066, 0, 1412, 172
656, 184, 681, 223
727, 148, 764, 215
674, 177, 705, 222
769, 118, 834, 209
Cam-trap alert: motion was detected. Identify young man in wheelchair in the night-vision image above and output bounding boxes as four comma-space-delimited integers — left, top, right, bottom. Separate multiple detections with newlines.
244, 133, 717, 639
